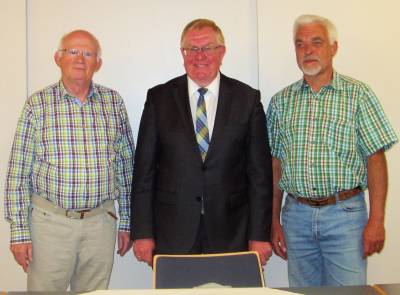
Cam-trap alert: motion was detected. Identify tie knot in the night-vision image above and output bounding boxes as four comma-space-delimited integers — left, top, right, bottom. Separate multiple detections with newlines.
198, 88, 208, 96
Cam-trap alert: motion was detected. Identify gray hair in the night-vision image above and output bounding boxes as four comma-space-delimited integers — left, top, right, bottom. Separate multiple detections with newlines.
57, 29, 102, 60
293, 14, 338, 45
181, 19, 225, 47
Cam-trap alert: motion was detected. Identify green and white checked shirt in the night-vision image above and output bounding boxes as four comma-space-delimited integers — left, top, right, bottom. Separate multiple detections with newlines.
4, 81, 135, 244
267, 71, 398, 199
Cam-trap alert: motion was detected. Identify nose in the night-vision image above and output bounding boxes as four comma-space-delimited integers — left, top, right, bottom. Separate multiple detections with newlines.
76, 53, 85, 62
194, 50, 207, 60
303, 43, 314, 55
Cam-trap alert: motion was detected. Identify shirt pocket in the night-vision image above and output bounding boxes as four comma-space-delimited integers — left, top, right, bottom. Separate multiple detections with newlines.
321, 117, 356, 165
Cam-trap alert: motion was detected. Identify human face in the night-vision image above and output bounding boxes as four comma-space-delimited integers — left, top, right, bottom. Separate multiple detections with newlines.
54, 31, 102, 86
295, 23, 337, 78
181, 27, 225, 87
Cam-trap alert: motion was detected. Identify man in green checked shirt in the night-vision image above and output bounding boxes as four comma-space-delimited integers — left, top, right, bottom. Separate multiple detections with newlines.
267, 15, 398, 287
4, 30, 135, 291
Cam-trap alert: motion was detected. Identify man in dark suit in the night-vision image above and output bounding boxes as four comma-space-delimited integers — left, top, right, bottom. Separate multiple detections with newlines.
131, 19, 273, 266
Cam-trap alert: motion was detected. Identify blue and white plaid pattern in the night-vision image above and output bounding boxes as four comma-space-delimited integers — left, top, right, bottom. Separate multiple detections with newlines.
195, 88, 210, 161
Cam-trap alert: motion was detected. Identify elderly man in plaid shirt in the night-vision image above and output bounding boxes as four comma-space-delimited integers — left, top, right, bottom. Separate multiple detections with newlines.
267, 15, 398, 287
4, 30, 134, 291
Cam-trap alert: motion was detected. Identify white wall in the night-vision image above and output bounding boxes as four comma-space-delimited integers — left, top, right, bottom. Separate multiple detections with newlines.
0, 0, 399, 291
0, 0, 27, 291
27, 0, 259, 130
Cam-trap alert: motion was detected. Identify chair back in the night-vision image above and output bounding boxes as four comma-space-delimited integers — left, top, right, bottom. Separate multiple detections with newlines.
153, 251, 265, 289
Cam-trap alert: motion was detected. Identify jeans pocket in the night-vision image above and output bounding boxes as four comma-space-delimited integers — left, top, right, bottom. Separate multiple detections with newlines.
282, 195, 293, 213
339, 193, 366, 212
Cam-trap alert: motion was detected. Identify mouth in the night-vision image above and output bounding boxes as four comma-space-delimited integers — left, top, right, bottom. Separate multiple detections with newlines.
194, 64, 208, 68
302, 58, 319, 65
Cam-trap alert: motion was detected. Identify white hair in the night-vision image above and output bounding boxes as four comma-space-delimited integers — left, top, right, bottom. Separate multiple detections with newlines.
293, 14, 338, 45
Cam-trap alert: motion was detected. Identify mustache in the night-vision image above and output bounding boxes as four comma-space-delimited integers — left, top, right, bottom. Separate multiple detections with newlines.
302, 56, 320, 63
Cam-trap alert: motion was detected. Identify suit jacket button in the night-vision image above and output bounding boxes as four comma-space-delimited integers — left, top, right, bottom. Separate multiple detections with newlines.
196, 196, 202, 202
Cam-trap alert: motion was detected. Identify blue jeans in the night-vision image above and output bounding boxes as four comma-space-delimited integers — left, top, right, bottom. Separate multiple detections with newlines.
282, 192, 368, 287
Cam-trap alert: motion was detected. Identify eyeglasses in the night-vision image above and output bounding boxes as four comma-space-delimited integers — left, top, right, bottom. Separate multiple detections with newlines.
182, 45, 224, 57
58, 48, 97, 59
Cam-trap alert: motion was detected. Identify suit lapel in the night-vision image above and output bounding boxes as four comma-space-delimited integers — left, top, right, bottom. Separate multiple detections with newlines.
172, 75, 203, 164
205, 74, 232, 162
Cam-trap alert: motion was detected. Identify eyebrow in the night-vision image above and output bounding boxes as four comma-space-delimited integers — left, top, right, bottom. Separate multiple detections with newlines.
295, 36, 325, 43
311, 37, 324, 41
185, 42, 217, 47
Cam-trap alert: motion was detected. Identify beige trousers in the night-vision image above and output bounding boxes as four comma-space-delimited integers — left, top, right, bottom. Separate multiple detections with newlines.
27, 200, 117, 292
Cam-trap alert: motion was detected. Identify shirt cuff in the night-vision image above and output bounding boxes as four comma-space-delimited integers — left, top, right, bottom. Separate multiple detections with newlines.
10, 225, 31, 244
118, 218, 130, 232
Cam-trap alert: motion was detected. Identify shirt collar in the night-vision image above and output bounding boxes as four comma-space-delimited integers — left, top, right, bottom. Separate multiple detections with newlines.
58, 80, 97, 101
330, 71, 344, 90
187, 72, 220, 98
293, 70, 343, 92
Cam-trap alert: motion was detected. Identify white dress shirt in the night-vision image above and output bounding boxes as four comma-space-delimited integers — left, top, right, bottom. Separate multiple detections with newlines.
187, 73, 220, 140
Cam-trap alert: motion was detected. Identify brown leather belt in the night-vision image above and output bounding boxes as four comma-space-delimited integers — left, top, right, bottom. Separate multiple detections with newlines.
288, 187, 362, 207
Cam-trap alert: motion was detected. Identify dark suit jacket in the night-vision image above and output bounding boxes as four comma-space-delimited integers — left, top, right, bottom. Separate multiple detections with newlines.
131, 73, 272, 254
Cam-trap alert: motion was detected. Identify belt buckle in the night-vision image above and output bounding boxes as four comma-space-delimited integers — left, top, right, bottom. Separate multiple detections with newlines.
66, 209, 90, 219
308, 199, 323, 207
65, 210, 78, 219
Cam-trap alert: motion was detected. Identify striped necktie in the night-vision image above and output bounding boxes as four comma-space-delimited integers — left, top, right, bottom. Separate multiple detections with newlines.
195, 88, 210, 161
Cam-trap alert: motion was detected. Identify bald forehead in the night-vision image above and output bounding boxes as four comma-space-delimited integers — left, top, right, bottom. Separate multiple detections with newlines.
61, 30, 100, 50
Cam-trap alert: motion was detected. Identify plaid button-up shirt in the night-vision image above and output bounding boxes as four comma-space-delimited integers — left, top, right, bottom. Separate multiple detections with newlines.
267, 71, 398, 199
4, 81, 135, 244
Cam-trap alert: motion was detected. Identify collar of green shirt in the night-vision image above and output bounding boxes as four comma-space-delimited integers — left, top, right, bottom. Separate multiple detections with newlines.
293, 70, 346, 92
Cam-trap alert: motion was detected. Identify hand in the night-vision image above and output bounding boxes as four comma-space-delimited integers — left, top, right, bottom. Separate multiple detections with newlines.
117, 231, 133, 257
363, 219, 385, 258
133, 238, 155, 266
249, 240, 272, 266
271, 221, 287, 260
10, 242, 33, 273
